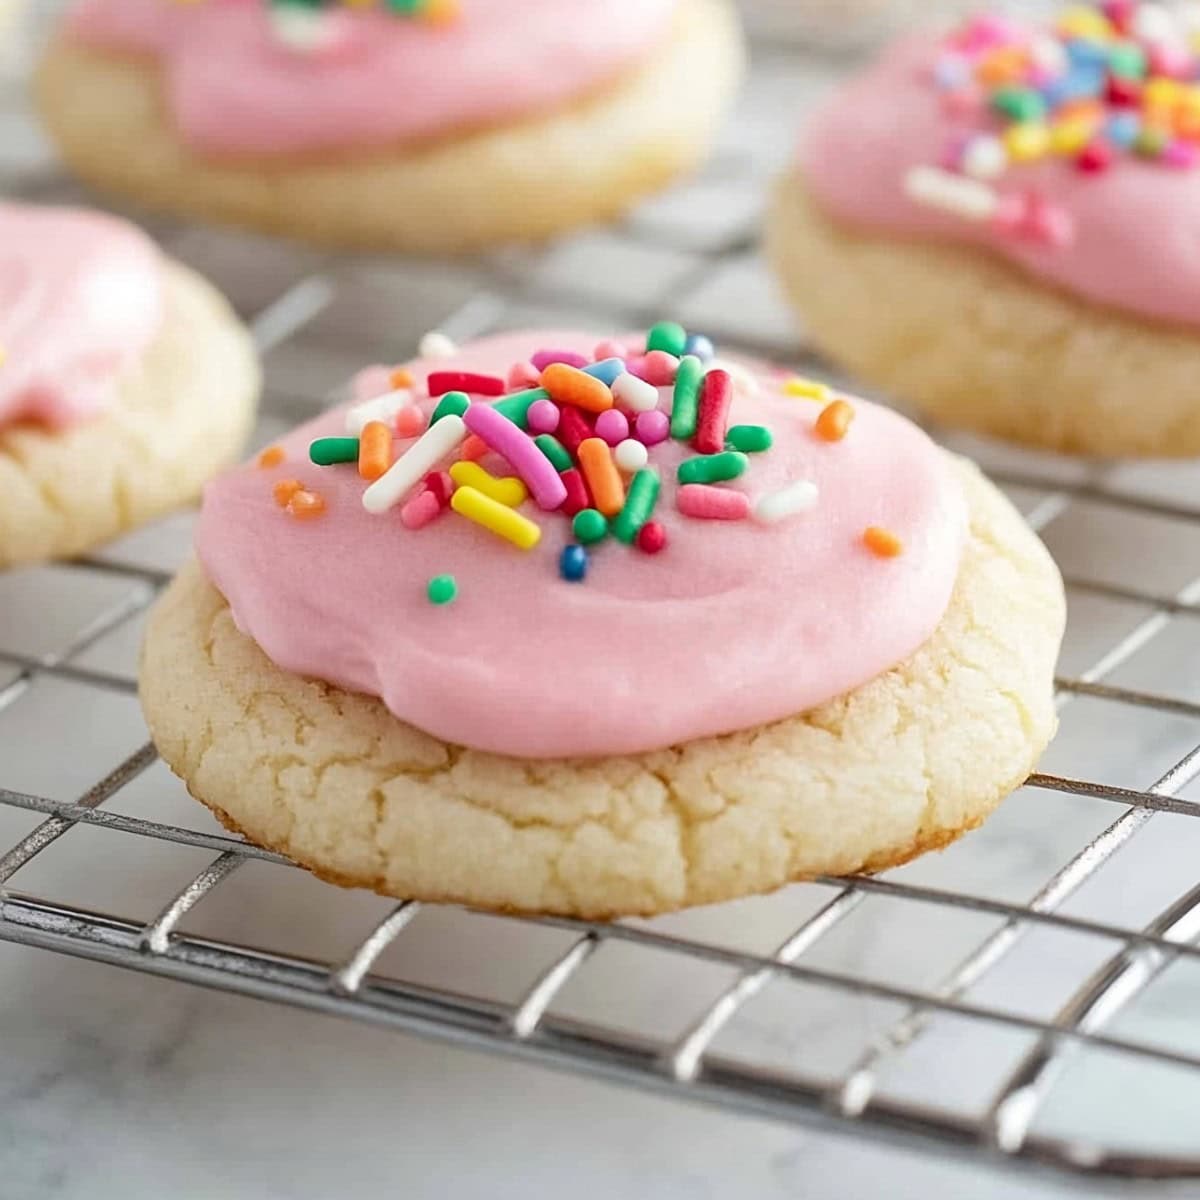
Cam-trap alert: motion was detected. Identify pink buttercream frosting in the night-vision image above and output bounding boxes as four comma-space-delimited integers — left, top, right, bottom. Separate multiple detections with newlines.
196, 332, 966, 759
801, 28, 1200, 327
0, 203, 163, 431
65, 0, 679, 157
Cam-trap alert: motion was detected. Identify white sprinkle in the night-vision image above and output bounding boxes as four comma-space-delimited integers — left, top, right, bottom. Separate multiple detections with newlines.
1132, 3, 1176, 43
345, 388, 411, 436
614, 439, 649, 473
754, 480, 819, 525
903, 166, 998, 221
269, 8, 341, 53
362, 414, 466, 514
612, 372, 659, 414
962, 135, 1007, 181
1028, 34, 1067, 75
419, 331, 457, 359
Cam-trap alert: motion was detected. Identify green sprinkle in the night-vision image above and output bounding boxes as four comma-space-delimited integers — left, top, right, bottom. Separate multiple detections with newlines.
612, 468, 661, 545
990, 86, 1045, 124
646, 321, 688, 357
427, 574, 457, 606
1108, 41, 1147, 79
430, 390, 470, 424
678, 451, 748, 486
573, 508, 608, 545
726, 425, 773, 454
669, 355, 705, 440
534, 434, 573, 473
1135, 126, 1168, 158
493, 388, 548, 429
309, 437, 359, 466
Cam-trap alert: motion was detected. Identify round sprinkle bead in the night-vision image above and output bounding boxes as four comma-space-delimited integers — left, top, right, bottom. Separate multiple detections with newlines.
635, 409, 670, 446
419, 331, 457, 359
572, 508, 608, 545
526, 398, 561, 434
614, 438, 648, 473
612, 372, 659, 414
639, 350, 680, 387
636, 520, 668, 555
594, 409, 630, 446
683, 333, 715, 363
427, 574, 458, 605
962, 134, 1007, 179
645, 321, 687, 357
559, 544, 588, 582
395, 405, 427, 439
593, 338, 627, 361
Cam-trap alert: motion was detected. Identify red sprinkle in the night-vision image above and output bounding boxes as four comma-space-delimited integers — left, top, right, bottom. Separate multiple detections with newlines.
557, 406, 593, 456
636, 520, 668, 554
694, 369, 732, 455
1105, 76, 1140, 107
559, 468, 591, 517
1077, 139, 1114, 173
427, 371, 505, 397
423, 470, 454, 507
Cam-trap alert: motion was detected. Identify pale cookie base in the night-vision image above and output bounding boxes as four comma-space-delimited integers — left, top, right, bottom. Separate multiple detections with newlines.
35, 0, 743, 253
139, 457, 1064, 919
767, 172, 1200, 458
0, 262, 259, 568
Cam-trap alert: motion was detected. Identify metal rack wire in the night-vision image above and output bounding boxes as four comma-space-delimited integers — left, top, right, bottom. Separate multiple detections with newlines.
6, 21, 1200, 1188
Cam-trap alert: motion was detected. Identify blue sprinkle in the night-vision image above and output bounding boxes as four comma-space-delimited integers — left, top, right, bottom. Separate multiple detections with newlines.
581, 357, 625, 385
1106, 110, 1141, 149
683, 333, 715, 363
1064, 37, 1109, 70
559, 544, 589, 583
933, 53, 970, 92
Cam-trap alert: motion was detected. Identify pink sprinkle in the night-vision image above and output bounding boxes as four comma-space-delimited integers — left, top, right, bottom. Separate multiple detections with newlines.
400, 488, 442, 531
507, 360, 541, 389
639, 351, 679, 387
1150, 43, 1192, 79
1026, 195, 1075, 247
940, 87, 984, 120
1166, 141, 1199, 169
593, 338, 627, 361
395, 405, 428, 439
635, 409, 670, 446
527, 398, 561, 434
594, 409, 629, 447
952, 13, 1017, 52
531, 349, 588, 371
677, 484, 750, 521
939, 133, 970, 171
352, 365, 393, 402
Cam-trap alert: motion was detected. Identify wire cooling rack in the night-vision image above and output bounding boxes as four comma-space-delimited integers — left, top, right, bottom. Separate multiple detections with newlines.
8, 18, 1200, 1190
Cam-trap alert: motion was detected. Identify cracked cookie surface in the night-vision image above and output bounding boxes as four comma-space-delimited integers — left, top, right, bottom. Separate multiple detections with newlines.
140, 455, 1063, 917
0, 261, 258, 568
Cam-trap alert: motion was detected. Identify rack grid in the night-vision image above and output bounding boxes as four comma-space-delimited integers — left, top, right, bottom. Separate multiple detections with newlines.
6, 16, 1200, 1188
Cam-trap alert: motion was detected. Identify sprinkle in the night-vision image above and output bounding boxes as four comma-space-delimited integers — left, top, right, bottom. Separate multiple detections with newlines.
559, 545, 588, 583
493, 387, 548, 429
534, 433, 573, 473
362, 413, 466, 515
449, 460, 528, 508
423, 470, 454, 507
389, 368, 414, 389
783, 377, 831, 401
612, 372, 659, 414
593, 339, 627, 361
274, 478, 305, 507
754, 480, 819, 525
540, 364, 614, 414
310, 436, 359, 465
903, 166, 998, 221
612, 467, 661, 544
427, 371, 505, 397
638, 350, 680, 386
962, 134, 1008, 179
594, 409, 630, 446
864, 526, 904, 557
991, 85, 1047, 123
419, 331, 457, 359
557, 407, 593, 455
345, 388, 410, 435
287, 489, 326, 520
430, 390, 470, 425
678, 451, 748, 486
581, 357, 626, 386
726, 425, 773, 453
395, 405, 428, 439
669, 355, 705, 440
400, 488, 443, 530
572, 508, 609, 544
463, 404, 567, 511
1077, 138, 1114, 171
526, 399, 561, 434
427, 574, 458, 605
531, 348, 589, 371
683, 333, 715, 362
257, 445, 285, 468
358, 420, 393, 481
635, 409, 670, 446
614, 438, 649, 473
677, 484, 750, 521
1003, 122, 1051, 162
694, 369, 732, 455
815, 399, 855, 442
507, 360, 541, 389
458, 433, 488, 462
451, 486, 541, 550
636, 520, 668, 555
645, 321, 688, 357
559, 468, 591, 516
577, 437, 626, 517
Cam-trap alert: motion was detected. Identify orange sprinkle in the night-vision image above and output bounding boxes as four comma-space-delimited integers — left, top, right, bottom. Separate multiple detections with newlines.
273, 478, 304, 507
975, 47, 1026, 86
257, 445, 285, 469
540, 363, 614, 414
287, 489, 326, 520
389, 367, 414, 389
358, 420, 393, 481
459, 433, 489, 462
423, 0, 460, 25
1058, 97, 1104, 124
815, 399, 855, 442
864, 526, 903, 558
577, 437, 625, 517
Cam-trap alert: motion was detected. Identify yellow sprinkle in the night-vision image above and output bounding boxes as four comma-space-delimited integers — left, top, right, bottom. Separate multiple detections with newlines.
1056, 6, 1112, 40
1144, 77, 1183, 110
1051, 117, 1095, 156
451, 485, 541, 550
783, 377, 831, 402
448, 460, 528, 508
1004, 122, 1051, 163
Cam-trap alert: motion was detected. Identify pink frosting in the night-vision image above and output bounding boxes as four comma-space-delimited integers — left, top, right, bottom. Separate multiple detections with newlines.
801, 31, 1200, 327
0, 203, 163, 431
196, 332, 966, 759
65, 0, 679, 157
